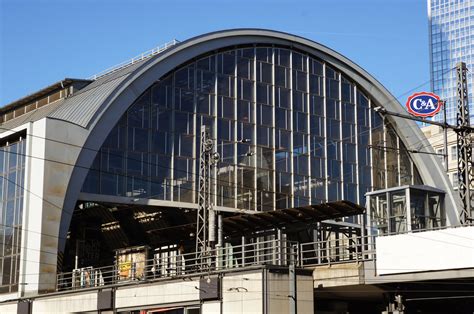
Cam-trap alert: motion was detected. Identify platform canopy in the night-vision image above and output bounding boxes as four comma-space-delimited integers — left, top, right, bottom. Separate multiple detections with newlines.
221, 201, 365, 237
74, 200, 365, 249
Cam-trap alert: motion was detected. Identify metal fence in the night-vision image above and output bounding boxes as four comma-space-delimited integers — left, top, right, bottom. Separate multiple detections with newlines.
299, 235, 376, 267
57, 239, 299, 292
57, 226, 474, 291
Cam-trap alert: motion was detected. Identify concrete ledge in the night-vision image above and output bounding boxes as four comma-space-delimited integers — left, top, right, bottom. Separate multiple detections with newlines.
313, 262, 364, 288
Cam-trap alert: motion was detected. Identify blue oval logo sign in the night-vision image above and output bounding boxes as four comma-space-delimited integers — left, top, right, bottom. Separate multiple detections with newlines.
406, 92, 442, 117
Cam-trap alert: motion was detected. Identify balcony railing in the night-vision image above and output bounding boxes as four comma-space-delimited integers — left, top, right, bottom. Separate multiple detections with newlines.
57, 239, 299, 292
300, 235, 376, 267
56, 226, 473, 292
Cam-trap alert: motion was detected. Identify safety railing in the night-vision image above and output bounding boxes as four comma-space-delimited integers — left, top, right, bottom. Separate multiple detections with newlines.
87, 39, 179, 80
299, 235, 376, 267
57, 239, 299, 292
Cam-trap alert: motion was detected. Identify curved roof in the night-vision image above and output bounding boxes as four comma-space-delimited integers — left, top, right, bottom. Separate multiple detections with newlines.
55, 29, 460, 241
0, 41, 176, 131
26, 29, 394, 129
49, 74, 128, 127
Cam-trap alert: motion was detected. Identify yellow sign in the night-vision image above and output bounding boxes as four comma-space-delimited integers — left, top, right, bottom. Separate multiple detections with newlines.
119, 261, 131, 277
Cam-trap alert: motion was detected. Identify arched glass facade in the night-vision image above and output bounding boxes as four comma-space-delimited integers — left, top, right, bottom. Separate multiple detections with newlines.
82, 46, 422, 211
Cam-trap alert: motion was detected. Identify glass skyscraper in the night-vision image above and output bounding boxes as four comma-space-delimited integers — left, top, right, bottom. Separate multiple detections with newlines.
428, 0, 474, 124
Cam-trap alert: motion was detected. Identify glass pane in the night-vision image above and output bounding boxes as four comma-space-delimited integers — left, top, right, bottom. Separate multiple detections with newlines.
77, 46, 426, 224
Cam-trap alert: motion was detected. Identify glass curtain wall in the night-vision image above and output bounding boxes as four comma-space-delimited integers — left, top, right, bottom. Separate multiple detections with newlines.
0, 137, 26, 293
82, 46, 422, 211
429, 0, 473, 124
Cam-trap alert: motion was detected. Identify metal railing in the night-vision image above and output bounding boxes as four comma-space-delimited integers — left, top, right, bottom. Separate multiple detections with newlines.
87, 39, 180, 80
57, 239, 298, 292
299, 235, 376, 267
56, 226, 474, 291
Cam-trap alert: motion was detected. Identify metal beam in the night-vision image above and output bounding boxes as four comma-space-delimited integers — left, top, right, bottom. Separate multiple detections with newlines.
456, 62, 473, 224
374, 105, 474, 132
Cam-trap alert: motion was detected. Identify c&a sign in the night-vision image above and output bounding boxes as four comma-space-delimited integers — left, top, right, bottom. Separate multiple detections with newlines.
406, 92, 442, 117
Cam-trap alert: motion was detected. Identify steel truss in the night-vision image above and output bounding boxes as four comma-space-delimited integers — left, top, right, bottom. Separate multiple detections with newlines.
196, 125, 220, 261
455, 62, 473, 224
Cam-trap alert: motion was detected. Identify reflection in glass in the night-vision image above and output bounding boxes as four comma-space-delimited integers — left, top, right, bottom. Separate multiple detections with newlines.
81, 46, 423, 215
0, 138, 26, 293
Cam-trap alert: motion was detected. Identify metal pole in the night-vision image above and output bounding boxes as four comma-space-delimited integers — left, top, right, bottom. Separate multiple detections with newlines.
75, 240, 79, 270
289, 245, 297, 314
374, 106, 474, 131
241, 236, 246, 267
217, 213, 223, 248
209, 208, 216, 249
455, 62, 473, 224
277, 229, 283, 266
443, 100, 449, 173
196, 126, 211, 260
196, 125, 220, 265
360, 213, 366, 260
216, 213, 223, 270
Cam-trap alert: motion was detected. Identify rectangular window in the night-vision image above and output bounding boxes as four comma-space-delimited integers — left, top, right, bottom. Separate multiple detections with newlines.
450, 146, 457, 161
436, 148, 445, 163
452, 172, 459, 188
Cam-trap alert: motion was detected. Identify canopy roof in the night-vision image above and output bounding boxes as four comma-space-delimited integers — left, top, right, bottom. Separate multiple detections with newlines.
222, 201, 365, 237
74, 200, 364, 250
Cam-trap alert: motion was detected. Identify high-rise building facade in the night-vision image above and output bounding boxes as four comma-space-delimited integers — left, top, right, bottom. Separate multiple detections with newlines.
428, 0, 473, 124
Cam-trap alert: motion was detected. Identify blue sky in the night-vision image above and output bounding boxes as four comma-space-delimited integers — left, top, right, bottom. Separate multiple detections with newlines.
0, 0, 429, 106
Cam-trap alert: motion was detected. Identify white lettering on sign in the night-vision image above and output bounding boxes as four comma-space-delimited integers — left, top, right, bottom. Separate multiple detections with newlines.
413, 98, 437, 110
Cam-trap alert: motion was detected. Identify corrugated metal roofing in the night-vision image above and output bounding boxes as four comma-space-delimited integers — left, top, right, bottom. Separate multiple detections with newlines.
48, 74, 128, 128
0, 39, 182, 133
72, 58, 146, 97
0, 78, 91, 114
0, 45, 163, 132
0, 98, 66, 134
45, 46, 175, 128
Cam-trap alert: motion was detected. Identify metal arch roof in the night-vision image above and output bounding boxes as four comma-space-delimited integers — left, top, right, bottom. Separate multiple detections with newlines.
43, 28, 367, 130
0, 58, 153, 131
48, 74, 128, 127
0, 78, 91, 114
46, 52, 162, 128
0, 42, 176, 130
57, 29, 461, 247
42, 28, 436, 135
0, 98, 66, 133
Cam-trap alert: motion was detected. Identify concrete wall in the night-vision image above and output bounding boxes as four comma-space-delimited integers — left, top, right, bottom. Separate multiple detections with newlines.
313, 262, 364, 288
0, 302, 17, 314
266, 273, 313, 314
296, 274, 314, 313
202, 301, 221, 314
376, 226, 474, 275
32, 291, 97, 313
221, 272, 263, 314
18, 118, 89, 296
267, 272, 290, 314
115, 280, 200, 309
0, 268, 315, 313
